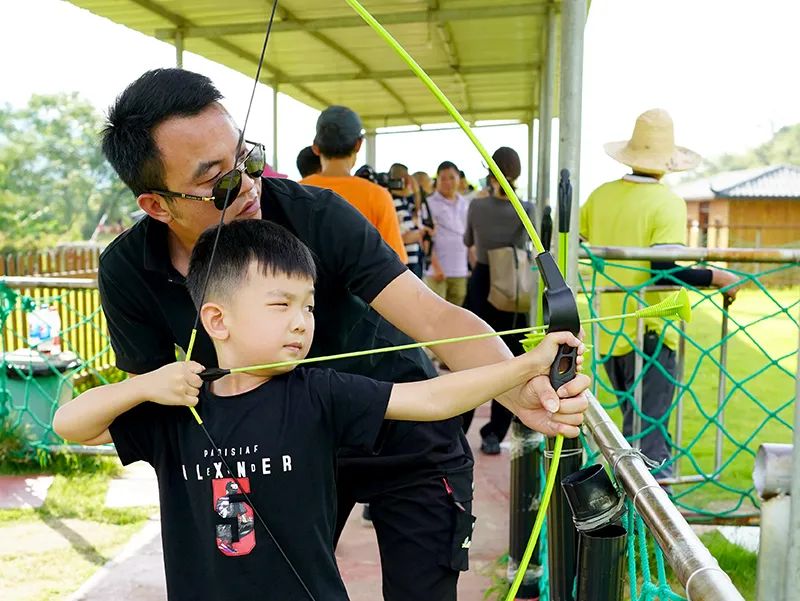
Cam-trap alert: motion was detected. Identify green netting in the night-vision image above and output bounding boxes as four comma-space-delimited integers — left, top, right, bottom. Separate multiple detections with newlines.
579, 247, 799, 522
0, 281, 120, 450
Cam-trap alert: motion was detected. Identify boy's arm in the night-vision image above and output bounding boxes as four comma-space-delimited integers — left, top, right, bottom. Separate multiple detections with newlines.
53, 361, 203, 445
385, 332, 588, 437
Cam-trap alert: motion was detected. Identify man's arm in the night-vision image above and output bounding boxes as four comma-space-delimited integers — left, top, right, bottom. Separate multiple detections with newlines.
386, 332, 587, 437
371, 271, 590, 435
53, 361, 203, 444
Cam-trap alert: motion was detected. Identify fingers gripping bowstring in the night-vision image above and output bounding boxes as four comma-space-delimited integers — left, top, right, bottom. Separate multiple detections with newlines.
178, 2, 317, 599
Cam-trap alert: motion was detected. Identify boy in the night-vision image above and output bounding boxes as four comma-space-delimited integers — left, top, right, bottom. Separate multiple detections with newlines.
54, 220, 584, 600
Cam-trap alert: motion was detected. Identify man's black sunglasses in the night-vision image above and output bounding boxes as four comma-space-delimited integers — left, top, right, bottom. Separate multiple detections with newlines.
150, 140, 266, 211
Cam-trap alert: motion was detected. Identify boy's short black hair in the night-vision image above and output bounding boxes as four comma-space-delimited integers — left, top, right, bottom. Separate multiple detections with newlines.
187, 220, 317, 309
101, 68, 224, 196
437, 160, 460, 175
296, 146, 321, 178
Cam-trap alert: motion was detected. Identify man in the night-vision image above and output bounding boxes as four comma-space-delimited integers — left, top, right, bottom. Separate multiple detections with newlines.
580, 108, 739, 483
389, 162, 429, 278
295, 145, 320, 178
98, 68, 589, 601
300, 106, 407, 263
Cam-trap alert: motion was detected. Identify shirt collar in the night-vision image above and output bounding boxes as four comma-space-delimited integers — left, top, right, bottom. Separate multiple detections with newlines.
142, 217, 184, 281
622, 173, 661, 184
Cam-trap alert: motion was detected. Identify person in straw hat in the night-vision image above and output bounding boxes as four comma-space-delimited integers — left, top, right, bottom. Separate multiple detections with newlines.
580, 108, 740, 486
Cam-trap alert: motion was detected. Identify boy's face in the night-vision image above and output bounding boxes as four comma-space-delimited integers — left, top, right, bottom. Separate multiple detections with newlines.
218, 262, 315, 374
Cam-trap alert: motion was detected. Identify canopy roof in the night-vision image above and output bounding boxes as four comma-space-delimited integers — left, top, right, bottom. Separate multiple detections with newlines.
67, 0, 558, 129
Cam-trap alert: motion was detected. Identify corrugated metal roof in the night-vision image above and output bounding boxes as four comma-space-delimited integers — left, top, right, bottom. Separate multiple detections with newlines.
65, 0, 558, 129
675, 165, 800, 200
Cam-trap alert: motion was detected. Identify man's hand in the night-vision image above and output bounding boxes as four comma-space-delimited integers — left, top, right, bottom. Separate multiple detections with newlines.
141, 361, 204, 407
431, 267, 446, 282
711, 268, 742, 300
513, 373, 590, 438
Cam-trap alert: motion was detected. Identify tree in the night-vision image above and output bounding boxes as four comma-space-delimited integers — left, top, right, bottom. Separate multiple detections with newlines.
687, 123, 800, 180
0, 94, 135, 252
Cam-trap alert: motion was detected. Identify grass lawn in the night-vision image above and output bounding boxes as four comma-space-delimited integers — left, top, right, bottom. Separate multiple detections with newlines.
583, 286, 798, 518
0, 455, 154, 601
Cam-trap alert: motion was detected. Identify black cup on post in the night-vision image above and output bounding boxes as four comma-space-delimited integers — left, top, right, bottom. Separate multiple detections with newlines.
561, 464, 628, 601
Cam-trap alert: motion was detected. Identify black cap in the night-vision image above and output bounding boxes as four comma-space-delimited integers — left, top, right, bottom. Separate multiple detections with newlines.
314, 106, 364, 157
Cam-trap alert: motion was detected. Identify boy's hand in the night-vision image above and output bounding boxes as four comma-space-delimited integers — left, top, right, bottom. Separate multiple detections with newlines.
142, 361, 204, 407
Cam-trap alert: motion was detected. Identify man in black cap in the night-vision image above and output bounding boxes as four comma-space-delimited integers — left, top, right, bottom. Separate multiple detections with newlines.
300, 105, 407, 261
96, 69, 589, 601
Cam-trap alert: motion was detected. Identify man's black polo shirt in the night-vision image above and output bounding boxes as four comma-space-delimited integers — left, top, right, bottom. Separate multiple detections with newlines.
98, 177, 469, 477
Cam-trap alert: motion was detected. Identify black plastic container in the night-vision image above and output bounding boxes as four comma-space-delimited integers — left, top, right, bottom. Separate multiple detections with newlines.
575, 524, 627, 601
561, 464, 626, 532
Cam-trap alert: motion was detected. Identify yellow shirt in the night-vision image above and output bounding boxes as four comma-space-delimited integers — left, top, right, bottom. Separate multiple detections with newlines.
580, 177, 687, 356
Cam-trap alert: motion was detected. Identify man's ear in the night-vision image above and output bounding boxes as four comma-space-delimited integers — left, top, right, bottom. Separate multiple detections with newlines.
200, 302, 229, 342
138, 193, 174, 224
311, 144, 321, 157
354, 137, 364, 153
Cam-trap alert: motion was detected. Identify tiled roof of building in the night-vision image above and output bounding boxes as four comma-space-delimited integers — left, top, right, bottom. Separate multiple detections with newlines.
674, 165, 800, 200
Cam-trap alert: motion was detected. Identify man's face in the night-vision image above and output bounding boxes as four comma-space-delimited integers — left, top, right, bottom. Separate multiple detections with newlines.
219, 262, 315, 375
436, 168, 460, 198
152, 104, 262, 236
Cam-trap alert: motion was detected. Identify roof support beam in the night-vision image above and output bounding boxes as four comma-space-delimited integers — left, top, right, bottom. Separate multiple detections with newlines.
361, 105, 535, 125
129, 0, 332, 108
155, 5, 549, 40
281, 62, 539, 85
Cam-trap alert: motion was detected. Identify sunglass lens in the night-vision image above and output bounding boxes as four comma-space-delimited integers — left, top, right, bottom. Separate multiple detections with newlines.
212, 171, 242, 210
245, 144, 266, 178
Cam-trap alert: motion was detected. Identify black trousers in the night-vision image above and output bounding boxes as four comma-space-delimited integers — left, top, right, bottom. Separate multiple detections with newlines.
603, 331, 677, 478
334, 464, 475, 601
460, 262, 526, 441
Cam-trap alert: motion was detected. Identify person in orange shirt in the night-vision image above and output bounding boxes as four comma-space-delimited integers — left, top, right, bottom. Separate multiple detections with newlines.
300, 106, 407, 262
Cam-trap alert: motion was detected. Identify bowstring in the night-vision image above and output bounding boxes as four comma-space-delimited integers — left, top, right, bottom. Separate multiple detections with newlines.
178, 1, 317, 598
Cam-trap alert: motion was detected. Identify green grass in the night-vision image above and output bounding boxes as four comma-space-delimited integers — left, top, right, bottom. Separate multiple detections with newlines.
582, 286, 798, 518
699, 531, 757, 600
0, 454, 154, 600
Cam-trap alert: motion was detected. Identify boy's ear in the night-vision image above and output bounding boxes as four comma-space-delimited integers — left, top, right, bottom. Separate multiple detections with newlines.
200, 302, 229, 341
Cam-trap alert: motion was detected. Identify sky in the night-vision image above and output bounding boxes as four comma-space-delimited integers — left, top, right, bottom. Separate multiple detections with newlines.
2, 0, 799, 203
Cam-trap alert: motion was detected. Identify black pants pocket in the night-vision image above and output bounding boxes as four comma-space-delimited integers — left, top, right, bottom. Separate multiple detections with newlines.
438, 474, 477, 572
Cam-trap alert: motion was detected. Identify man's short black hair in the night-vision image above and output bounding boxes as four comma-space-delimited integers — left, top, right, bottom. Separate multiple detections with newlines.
437, 161, 460, 175
187, 220, 317, 309
101, 68, 224, 196
296, 146, 321, 178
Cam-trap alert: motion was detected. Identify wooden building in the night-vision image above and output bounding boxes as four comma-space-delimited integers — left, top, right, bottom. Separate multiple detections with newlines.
674, 165, 800, 248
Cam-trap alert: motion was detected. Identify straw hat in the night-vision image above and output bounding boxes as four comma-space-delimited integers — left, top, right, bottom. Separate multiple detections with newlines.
604, 109, 701, 174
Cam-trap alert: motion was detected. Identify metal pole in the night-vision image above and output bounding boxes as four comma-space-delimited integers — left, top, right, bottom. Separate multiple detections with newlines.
715, 296, 732, 474
546, 169, 581, 601
674, 322, 686, 480
584, 392, 746, 600
527, 121, 535, 203
783, 326, 800, 601
365, 129, 377, 168
557, 0, 585, 289
272, 84, 279, 171
578, 245, 800, 264
536, 5, 557, 225
633, 315, 644, 450
175, 30, 184, 68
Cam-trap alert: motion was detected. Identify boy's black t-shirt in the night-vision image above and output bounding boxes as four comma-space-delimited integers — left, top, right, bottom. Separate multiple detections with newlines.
98, 178, 470, 486
109, 367, 392, 601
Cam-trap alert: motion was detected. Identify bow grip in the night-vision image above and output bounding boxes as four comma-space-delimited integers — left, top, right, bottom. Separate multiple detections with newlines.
200, 367, 230, 382
550, 343, 578, 391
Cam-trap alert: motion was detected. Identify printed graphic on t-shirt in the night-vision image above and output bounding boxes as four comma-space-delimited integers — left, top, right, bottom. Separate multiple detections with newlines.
213, 478, 256, 556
